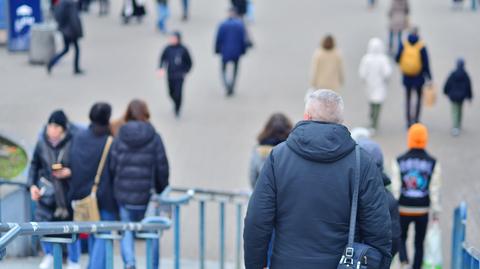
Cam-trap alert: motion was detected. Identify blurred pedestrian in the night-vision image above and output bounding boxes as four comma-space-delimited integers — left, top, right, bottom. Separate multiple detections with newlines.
244, 90, 392, 269
310, 35, 344, 92
28, 110, 81, 269
158, 31, 193, 117
156, 0, 169, 33
452, 0, 464, 9
69, 103, 117, 269
121, 0, 146, 24
47, 0, 84, 75
110, 99, 151, 136
353, 135, 401, 258
215, 7, 249, 96
391, 123, 442, 269
180, 0, 189, 20
110, 99, 169, 269
98, 0, 109, 16
443, 58, 473, 136
359, 38, 392, 132
396, 27, 432, 128
388, 0, 409, 54
249, 113, 292, 188
231, 0, 247, 17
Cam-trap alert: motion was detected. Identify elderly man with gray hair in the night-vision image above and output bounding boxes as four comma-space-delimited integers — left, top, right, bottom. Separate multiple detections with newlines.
244, 89, 392, 269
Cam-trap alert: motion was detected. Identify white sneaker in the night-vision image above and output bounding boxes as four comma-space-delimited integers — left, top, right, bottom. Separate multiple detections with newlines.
66, 261, 81, 269
39, 255, 54, 269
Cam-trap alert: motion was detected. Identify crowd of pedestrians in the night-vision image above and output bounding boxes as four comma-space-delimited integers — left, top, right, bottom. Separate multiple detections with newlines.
28, 100, 169, 269
16, 0, 476, 268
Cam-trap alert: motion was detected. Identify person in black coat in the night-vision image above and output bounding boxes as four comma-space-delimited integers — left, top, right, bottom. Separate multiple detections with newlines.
109, 101, 169, 269
356, 138, 401, 258
28, 110, 81, 269
443, 58, 473, 136
215, 8, 249, 96
158, 31, 192, 117
47, 0, 84, 75
69, 103, 117, 269
244, 90, 392, 269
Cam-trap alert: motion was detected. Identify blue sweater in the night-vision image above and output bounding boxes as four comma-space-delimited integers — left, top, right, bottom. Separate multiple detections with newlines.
215, 18, 247, 62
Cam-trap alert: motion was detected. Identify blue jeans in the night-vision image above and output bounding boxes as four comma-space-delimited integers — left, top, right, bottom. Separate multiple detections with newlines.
157, 3, 170, 32
87, 210, 118, 269
42, 240, 81, 263
119, 206, 160, 269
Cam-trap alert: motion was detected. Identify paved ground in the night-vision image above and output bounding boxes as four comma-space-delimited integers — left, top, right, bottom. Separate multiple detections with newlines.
1, 0, 479, 267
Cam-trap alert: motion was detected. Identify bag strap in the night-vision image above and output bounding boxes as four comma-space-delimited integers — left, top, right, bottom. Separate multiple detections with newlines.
346, 145, 361, 251
92, 136, 113, 193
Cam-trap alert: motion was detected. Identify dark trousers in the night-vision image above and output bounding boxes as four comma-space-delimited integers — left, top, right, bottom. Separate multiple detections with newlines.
168, 78, 184, 115
399, 214, 429, 269
221, 60, 239, 96
405, 87, 423, 127
48, 36, 80, 73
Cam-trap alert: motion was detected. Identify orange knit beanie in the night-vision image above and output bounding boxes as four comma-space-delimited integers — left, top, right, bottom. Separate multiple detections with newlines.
408, 123, 428, 149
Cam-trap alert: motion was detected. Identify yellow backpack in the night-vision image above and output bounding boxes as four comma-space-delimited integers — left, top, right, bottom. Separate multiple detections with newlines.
399, 41, 424, 76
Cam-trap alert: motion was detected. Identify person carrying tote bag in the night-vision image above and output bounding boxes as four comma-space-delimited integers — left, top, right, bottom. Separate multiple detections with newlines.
337, 146, 385, 269
72, 136, 113, 222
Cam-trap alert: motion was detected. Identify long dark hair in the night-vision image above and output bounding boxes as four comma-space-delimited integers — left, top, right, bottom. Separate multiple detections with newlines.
124, 99, 150, 122
257, 113, 293, 145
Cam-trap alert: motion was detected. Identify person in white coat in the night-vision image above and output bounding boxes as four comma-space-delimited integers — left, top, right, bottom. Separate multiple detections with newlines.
359, 38, 392, 132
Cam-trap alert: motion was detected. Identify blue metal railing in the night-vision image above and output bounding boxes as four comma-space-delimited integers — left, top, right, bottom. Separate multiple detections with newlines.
156, 187, 250, 269
451, 202, 480, 269
0, 220, 171, 269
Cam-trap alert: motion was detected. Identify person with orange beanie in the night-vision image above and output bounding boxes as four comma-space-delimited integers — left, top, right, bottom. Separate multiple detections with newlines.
391, 123, 442, 269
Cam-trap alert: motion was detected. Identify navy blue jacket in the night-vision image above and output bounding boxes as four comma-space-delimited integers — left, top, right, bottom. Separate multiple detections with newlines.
244, 121, 392, 269
396, 34, 431, 89
110, 121, 169, 206
69, 125, 118, 213
444, 65, 472, 103
215, 18, 247, 62
159, 44, 192, 80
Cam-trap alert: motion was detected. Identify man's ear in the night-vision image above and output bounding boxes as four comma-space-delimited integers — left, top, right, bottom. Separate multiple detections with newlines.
303, 113, 311, 121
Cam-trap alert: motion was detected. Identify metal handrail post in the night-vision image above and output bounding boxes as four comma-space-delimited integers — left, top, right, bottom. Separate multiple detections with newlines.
105, 238, 114, 269
452, 202, 467, 269
95, 232, 123, 269
53, 243, 63, 269
174, 204, 181, 269
235, 203, 243, 269
219, 201, 225, 269
199, 200, 206, 269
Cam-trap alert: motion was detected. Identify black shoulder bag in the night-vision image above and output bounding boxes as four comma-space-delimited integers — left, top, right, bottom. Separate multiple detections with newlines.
337, 145, 384, 269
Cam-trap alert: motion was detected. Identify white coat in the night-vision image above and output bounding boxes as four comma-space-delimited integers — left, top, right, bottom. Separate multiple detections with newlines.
359, 38, 392, 104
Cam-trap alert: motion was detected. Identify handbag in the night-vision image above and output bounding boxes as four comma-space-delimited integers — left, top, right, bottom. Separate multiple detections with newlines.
423, 82, 437, 108
72, 136, 113, 222
337, 145, 384, 269
423, 221, 443, 269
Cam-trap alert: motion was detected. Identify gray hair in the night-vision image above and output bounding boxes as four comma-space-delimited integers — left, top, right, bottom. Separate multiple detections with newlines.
305, 89, 344, 124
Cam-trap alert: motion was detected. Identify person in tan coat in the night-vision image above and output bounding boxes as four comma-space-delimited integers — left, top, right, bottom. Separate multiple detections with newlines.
310, 35, 344, 92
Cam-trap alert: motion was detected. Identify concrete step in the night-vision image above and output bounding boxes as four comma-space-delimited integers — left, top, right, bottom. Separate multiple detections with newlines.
1, 255, 237, 269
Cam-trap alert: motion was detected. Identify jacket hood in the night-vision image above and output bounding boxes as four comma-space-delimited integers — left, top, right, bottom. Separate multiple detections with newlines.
456, 58, 465, 70
367, 38, 385, 55
118, 121, 156, 148
407, 34, 419, 45
286, 121, 355, 163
